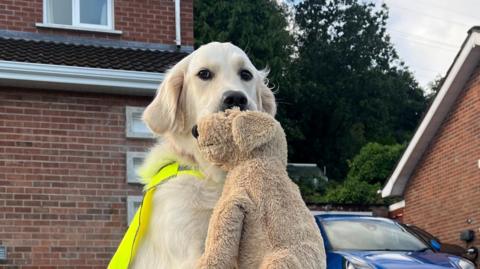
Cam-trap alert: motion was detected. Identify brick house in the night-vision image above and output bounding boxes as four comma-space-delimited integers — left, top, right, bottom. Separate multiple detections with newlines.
382, 27, 480, 261
0, 0, 193, 267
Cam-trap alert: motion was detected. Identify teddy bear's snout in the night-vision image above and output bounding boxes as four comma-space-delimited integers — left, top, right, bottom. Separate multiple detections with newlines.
192, 125, 199, 139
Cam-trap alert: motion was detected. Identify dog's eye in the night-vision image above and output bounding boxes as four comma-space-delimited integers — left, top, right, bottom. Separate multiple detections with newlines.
239, 69, 253, 81
197, 69, 213, 80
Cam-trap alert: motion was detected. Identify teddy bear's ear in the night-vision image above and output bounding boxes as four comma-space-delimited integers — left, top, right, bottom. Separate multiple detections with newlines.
232, 111, 277, 153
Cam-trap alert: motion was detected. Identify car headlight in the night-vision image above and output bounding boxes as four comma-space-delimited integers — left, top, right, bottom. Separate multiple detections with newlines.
456, 258, 475, 269
344, 257, 373, 269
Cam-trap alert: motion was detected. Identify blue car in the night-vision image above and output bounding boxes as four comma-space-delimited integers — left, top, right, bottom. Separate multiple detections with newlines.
315, 214, 476, 269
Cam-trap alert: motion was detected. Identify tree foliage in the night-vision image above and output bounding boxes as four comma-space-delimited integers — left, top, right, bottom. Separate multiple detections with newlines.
322, 179, 381, 204
317, 143, 405, 204
426, 75, 444, 103
194, 0, 430, 203
194, 0, 293, 83
346, 142, 405, 184
277, 0, 427, 180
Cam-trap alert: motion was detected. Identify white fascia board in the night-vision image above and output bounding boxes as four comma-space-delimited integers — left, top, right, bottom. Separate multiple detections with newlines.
382, 32, 480, 198
0, 60, 163, 96
388, 200, 405, 212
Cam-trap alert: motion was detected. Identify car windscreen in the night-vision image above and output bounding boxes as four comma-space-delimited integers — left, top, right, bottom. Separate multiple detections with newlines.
321, 219, 429, 251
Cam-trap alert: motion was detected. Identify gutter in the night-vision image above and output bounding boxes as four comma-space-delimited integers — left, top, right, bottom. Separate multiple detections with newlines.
175, 0, 181, 47
0, 60, 164, 96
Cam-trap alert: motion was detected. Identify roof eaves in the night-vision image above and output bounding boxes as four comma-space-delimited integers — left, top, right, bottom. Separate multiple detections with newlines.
0, 60, 164, 96
468, 26, 480, 34
0, 29, 194, 53
382, 28, 480, 198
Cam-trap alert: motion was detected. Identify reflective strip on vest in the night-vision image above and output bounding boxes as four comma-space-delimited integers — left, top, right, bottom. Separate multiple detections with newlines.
108, 162, 204, 269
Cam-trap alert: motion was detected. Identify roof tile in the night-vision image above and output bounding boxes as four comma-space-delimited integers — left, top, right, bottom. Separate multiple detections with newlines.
0, 37, 188, 73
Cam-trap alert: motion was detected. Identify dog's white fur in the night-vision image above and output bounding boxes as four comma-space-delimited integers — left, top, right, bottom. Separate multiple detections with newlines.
131, 42, 276, 269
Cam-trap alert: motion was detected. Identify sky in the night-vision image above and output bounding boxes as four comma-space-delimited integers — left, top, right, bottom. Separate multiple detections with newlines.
378, 0, 479, 89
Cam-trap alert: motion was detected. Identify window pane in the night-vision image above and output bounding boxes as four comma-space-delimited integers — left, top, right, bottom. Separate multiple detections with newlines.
132, 113, 151, 134
80, 0, 108, 25
125, 106, 154, 139
127, 196, 142, 225
133, 157, 143, 172
47, 0, 73, 25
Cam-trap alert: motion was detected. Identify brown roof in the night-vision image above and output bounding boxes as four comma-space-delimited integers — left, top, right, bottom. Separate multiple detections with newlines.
0, 36, 188, 73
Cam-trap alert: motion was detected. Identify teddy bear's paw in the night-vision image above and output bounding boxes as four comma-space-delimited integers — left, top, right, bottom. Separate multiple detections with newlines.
195, 257, 230, 269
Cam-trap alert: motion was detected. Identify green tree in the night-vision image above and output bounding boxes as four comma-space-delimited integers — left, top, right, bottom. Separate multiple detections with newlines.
194, 0, 293, 83
346, 142, 405, 184
322, 179, 381, 204
277, 0, 427, 180
426, 75, 444, 103
319, 142, 405, 204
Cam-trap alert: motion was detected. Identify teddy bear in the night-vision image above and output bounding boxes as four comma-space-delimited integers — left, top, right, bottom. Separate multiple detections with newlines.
192, 109, 326, 269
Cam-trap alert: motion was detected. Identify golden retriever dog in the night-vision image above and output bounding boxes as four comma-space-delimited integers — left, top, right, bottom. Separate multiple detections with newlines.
130, 42, 276, 269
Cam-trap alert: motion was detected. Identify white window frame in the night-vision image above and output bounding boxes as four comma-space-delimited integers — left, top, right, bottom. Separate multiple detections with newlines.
126, 151, 147, 184
127, 196, 143, 225
125, 106, 155, 139
38, 0, 119, 33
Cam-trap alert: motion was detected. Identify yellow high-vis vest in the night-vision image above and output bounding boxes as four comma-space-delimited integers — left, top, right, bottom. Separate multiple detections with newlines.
108, 162, 204, 269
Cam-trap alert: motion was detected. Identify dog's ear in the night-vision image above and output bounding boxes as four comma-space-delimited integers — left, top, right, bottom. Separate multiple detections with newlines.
256, 69, 277, 116
143, 55, 191, 134
232, 111, 277, 153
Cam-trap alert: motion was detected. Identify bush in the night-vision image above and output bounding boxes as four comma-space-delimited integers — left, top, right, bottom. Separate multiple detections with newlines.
301, 143, 405, 204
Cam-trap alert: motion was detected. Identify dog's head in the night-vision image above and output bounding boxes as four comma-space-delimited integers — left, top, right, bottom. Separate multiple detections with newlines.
142, 42, 276, 136
192, 109, 287, 170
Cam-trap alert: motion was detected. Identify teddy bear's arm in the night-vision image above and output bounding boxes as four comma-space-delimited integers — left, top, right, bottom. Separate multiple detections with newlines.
196, 198, 247, 269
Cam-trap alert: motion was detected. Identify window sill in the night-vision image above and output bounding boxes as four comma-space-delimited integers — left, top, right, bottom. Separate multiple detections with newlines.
35, 23, 122, 34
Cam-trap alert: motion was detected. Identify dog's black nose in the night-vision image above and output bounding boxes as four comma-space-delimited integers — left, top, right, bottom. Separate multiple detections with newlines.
192, 125, 199, 139
221, 91, 248, 111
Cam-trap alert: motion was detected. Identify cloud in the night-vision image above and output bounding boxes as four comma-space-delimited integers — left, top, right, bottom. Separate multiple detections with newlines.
382, 0, 479, 88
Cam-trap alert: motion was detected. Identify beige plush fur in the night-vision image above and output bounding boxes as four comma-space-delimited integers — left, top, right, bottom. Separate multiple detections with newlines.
195, 110, 326, 269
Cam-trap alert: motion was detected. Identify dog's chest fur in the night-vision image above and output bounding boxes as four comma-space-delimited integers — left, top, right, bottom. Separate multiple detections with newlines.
131, 175, 223, 269
129, 143, 224, 269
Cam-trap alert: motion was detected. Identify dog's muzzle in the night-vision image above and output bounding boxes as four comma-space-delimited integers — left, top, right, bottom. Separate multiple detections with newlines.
221, 90, 248, 111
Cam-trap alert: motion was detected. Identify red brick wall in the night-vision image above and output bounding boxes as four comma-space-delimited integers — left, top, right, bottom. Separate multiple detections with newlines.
0, 0, 194, 46
389, 207, 404, 223
0, 88, 155, 268
404, 64, 480, 255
